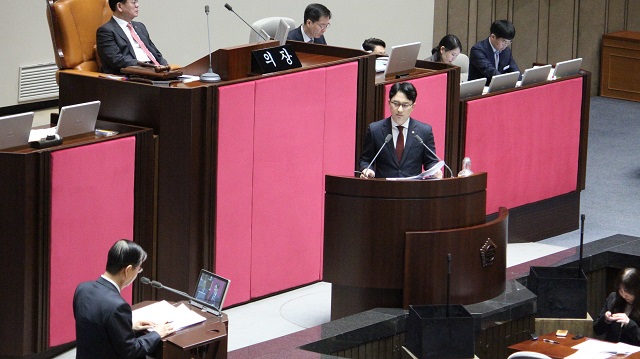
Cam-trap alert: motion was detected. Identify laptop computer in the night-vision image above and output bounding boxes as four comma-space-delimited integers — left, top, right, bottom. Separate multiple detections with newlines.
459, 78, 486, 99
192, 269, 230, 314
56, 100, 101, 138
384, 42, 421, 78
520, 64, 552, 86
486, 72, 520, 93
0, 112, 34, 150
552, 58, 582, 79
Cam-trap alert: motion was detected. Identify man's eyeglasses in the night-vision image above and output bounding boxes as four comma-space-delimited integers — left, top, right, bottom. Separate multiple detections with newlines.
389, 101, 414, 110
316, 22, 330, 30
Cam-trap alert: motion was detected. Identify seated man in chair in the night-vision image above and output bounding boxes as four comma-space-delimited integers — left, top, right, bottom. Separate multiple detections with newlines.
97, 0, 168, 74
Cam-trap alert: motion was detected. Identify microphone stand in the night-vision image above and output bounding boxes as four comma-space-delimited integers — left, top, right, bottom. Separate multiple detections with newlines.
361, 134, 392, 176
414, 134, 454, 178
224, 3, 268, 41
200, 5, 221, 83
141, 277, 222, 317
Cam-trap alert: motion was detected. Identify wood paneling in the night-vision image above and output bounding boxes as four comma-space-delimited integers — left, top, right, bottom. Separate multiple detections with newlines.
434, 0, 637, 94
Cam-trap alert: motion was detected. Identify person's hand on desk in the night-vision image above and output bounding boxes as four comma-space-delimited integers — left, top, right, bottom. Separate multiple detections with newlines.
133, 319, 156, 331
360, 168, 375, 179
150, 322, 175, 338
434, 169, 443, 179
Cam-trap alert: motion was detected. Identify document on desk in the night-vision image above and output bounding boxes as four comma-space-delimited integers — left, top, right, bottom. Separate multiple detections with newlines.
132, 300, 206, 331
565, 339, 640, 358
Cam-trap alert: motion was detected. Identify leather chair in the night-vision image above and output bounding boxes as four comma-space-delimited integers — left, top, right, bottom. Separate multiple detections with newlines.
46, 0, 112, 72
452, 53, 470, 82
249, 17, 296, 43
507, 352, 552, 359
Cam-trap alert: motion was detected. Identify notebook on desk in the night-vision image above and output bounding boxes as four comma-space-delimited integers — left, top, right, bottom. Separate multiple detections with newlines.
0, 112, 34, 150
459, 78, 486, 98
29, 101, 101, 141
486, 71, 520, 93
383, 42, 421, 78
192, 269, 230, 314
520, 64, 552, 86
552, 58, 582, 79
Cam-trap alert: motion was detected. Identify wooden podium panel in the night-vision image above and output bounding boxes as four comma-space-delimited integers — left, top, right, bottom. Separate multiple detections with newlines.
324, 174, 488, 319
600, 31, 640, 102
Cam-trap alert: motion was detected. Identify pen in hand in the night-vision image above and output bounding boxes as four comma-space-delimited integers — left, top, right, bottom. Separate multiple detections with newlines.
543, 339, 560, 344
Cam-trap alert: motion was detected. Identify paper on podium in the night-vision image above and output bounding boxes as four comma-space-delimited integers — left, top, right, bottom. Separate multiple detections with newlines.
567, 339, 640, 358
386, 161, 445, 181
132, 300, 206, 332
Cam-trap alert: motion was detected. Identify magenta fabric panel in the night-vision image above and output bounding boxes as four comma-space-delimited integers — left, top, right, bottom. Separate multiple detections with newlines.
321, 62, 358, 275
464, 78, 583, 214
383, 73, 448, 160
250, 69, 327, 298
215, 82, 256, 306
48, 137, 136, 346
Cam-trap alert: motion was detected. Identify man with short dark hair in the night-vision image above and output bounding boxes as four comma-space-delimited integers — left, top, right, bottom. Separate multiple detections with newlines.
287, 3, 331, 44
358, 82, 441, 179
468, 19, 520, 82
97, 0, 168, 74
73, 239, 174, 359
362, 38, 386, 55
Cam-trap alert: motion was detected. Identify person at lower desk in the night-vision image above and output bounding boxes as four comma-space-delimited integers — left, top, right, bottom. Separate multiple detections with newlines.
594, 267, 640, 346
358, 82, 441, 179
73, 239, 174, 359
468, 19, 520, 82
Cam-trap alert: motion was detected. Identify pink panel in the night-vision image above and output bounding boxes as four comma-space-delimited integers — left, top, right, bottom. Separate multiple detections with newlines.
464, 78, 583, 214
49, 137, 136, 346
383, 73, 448, 160
250, 69, 327, 298
215, 82, 256, 306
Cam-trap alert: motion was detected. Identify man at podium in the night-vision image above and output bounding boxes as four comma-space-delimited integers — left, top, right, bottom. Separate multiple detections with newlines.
73, 239, 174, 359
358, 82, 441, 179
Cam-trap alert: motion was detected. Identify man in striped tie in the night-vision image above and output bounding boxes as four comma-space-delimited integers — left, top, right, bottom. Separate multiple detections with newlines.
97, 0, 168, 74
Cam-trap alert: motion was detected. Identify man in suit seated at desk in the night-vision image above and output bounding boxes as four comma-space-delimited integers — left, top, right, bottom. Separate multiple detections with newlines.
97, 0, 168, 74
468, 19, 521, 82
73, 239, 174, 359
358, 82, 442, 179
287, 3, 331, 44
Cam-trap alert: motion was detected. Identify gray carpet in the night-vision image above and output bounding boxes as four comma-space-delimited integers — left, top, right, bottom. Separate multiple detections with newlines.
541, 96, 640, 247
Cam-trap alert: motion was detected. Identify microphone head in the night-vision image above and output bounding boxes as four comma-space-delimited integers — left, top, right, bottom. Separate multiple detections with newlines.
224, 3, 233, 11
384, 133, 393, 143
140, 276, 150, 285
205, 5, 209, 14
414, 134, 424, 143
150, 280, 163, 289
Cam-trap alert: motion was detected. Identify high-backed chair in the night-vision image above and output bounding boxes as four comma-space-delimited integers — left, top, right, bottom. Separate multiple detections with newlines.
46, 0, 112, 72
507, 351, 552, 359
248, 17, 296, 43
452, 53, 469, 82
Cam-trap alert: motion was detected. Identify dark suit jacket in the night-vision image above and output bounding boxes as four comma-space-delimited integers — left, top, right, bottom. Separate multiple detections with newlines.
97, 18, 168, 74
594, 292, 640, 346
468, 38, 520, 82
73, 277, 161, 359
358, 117, 439, 178
286, 25, 327, 44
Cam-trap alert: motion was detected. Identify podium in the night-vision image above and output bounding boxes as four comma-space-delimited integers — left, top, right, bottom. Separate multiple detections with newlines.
134, 301, 228, 359
323, 173, 508, 319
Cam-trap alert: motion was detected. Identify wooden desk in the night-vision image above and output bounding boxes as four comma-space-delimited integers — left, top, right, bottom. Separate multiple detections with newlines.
509, 332, 640, 358
600, 31, 640, 102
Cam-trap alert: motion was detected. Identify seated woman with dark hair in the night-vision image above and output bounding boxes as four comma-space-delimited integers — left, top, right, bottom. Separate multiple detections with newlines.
594, 267, 640, 345
427, 34, 462, 64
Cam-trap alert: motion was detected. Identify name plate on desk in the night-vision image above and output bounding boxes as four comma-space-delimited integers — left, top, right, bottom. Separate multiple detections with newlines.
251, 45, 302, 74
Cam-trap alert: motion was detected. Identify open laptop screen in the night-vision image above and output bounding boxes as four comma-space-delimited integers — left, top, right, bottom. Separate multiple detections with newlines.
193, 269, 230, 313
0, 112, 34, 150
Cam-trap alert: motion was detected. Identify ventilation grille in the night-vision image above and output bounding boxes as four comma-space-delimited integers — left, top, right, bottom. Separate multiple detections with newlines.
18, 63, 59, 103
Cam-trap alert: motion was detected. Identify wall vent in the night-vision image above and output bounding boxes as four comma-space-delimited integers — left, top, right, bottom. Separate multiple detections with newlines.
18, 62, 59, 103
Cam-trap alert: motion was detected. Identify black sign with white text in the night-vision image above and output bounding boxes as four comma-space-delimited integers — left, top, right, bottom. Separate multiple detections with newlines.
251, 45, 302, 74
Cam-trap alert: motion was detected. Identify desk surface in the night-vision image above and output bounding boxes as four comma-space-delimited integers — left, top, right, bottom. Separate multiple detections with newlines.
509, 332, 640, 358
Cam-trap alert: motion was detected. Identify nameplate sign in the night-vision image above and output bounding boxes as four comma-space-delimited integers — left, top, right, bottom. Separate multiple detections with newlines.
251, 45, 302, 74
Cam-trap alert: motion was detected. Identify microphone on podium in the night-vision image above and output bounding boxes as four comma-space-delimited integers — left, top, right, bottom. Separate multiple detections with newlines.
414, 134, 454, 178
359, 134, 392, 178
224, 3, 269, 41
139, 277, 222, 317
200, 5, 221, 83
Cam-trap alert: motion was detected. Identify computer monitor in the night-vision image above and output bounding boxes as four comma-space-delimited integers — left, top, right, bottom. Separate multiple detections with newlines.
0, 112, 34, 150
487, 72, 520, 93
274, 18, 291, 46
459, 78, 486, 99
192, 269, 230, 314
383, 42, 421, 78
553, 58, 582, 79
520, 65, 552, 86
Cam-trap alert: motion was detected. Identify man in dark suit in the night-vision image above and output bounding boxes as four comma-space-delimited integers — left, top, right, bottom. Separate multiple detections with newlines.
358, 82, 441, 179
73, 239, 174, 359
97, 0, 168, 74
468, 20, 520, 82
287, 3, 331, 44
